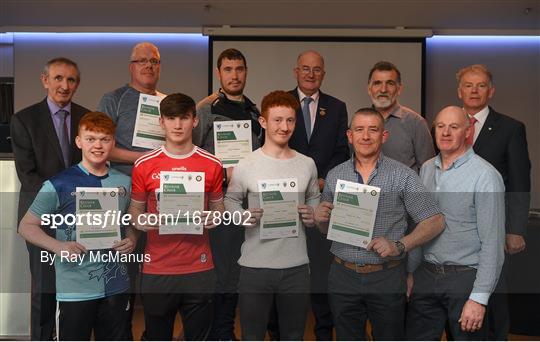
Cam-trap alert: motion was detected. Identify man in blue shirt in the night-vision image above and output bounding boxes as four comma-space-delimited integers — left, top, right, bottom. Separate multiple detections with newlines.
406, 106, 505, 340
314, 107, 444, 340
18, 112, 137, 340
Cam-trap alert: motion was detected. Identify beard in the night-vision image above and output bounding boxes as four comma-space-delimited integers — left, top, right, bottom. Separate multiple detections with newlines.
371, 95, 395, 109
222, 83, 245, 97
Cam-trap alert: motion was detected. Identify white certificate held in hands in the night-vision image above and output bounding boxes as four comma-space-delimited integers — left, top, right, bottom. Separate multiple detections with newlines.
213, 120, 252, 166
76, 187, 121, 250
132, 93, 166, 149
258, 178, 299, 240
327, 179, 380, 248
159, 171, 205, 235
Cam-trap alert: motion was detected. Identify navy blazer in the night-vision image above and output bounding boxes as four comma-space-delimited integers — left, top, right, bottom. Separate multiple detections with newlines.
11, 98, 89, 222
288, 88, 349, 179
473, 107, 531, 236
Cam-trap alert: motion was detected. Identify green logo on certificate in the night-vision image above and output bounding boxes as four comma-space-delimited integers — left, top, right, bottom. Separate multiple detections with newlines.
163, 183, 187, 194
216, 131, 237, 141
261, 191, 284, 202
79, 199, 102, 210
337, 192, 359, 206
140, 104, 160, 116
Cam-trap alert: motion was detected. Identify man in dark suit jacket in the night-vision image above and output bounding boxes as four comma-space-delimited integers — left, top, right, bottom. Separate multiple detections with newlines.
288, 50, 349, 340
457, 64, 531, 340
10, 57, 88, 340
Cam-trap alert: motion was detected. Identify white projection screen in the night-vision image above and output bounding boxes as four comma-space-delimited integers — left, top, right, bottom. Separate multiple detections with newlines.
210, 38, 426, 120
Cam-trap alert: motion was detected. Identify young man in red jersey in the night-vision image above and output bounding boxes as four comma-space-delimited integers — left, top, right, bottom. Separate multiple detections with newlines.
128, 93, 224, 340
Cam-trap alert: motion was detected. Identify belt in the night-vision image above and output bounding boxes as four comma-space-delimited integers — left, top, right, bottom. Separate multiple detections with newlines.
334, 256, 402, 274
422, 261, 474, 274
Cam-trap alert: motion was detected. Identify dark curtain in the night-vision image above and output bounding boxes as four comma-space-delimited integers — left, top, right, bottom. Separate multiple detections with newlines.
0, 77, 14, 152
0, 77, 14, 124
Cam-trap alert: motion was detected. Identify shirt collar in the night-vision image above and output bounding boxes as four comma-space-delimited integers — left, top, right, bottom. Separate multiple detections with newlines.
372, 102, 402, 119
297, 88, 320, 103
468, 105, 489, 125
218, 88, 245, 105
47, 97, 71, 115
386, 102, 403, 118
77, 162, 110, 179
349, 152, 384, 171
435, 147, 475, 170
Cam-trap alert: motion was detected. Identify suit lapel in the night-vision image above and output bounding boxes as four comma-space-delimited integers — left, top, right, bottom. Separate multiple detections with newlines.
70, 104, 84, 165
290, 88, 310, 144
473, 107, 500, 153
38, 99, 66, 167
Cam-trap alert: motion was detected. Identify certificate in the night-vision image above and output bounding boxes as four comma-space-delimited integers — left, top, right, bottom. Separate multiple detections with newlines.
213, 120, 252, 166
132, 93, 166, 149
258, 178, 299, 239
159, 171, 205, 235
76, 187, 121, 250
327, 179, 380, 248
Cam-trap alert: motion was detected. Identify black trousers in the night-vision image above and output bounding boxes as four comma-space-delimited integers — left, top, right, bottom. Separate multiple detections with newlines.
27, 242, 56, 341
238, 265, 310, 341
208, 223, 244, 340
328, 261, 407, 340
57, 292, 130, 340
406, 263, 487, 341
305, 228, 334, 340
141, 270, 215, 341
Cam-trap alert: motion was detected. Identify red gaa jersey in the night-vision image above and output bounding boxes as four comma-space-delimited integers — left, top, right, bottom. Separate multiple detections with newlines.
131, 146, 223, 275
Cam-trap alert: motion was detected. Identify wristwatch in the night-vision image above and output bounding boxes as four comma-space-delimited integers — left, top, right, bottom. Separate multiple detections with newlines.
394, 240, 406, 256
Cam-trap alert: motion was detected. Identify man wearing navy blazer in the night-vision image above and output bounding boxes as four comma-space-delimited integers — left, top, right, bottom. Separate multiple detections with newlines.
11, 57, 88, 340
457, 64, 531, 340
288, 50, 349, 340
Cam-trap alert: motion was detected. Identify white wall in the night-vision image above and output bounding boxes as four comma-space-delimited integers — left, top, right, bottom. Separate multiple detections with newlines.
13, 33, 208, 112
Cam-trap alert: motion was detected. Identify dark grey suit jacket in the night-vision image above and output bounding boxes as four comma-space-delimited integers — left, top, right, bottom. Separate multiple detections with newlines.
10, 98, 89, 222
287, 88, 349, 179
473, 107, 531, 236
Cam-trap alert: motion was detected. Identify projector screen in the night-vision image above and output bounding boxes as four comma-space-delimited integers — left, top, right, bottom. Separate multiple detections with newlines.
210, 37, 425, 120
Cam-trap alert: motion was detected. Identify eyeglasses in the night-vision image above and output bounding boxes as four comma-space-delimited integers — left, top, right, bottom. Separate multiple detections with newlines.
299, 66, 324, 76
130, 58, 161, 66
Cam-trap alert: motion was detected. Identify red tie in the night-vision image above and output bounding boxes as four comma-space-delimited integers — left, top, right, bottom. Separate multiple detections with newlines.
467, 116, 477, 146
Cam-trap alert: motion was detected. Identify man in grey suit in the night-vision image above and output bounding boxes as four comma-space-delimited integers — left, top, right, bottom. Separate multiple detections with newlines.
11, 57, 89, 340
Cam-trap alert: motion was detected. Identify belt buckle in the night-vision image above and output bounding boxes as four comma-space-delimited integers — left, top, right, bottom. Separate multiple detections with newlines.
435, 264, 445, 274
354, 262, 366, 273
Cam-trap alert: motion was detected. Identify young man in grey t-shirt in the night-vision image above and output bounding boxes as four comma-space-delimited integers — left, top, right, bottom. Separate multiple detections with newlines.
225, 91, 320, 340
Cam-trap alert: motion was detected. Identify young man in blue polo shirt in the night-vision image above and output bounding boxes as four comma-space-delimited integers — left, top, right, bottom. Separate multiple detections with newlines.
18, 111, 137, 340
